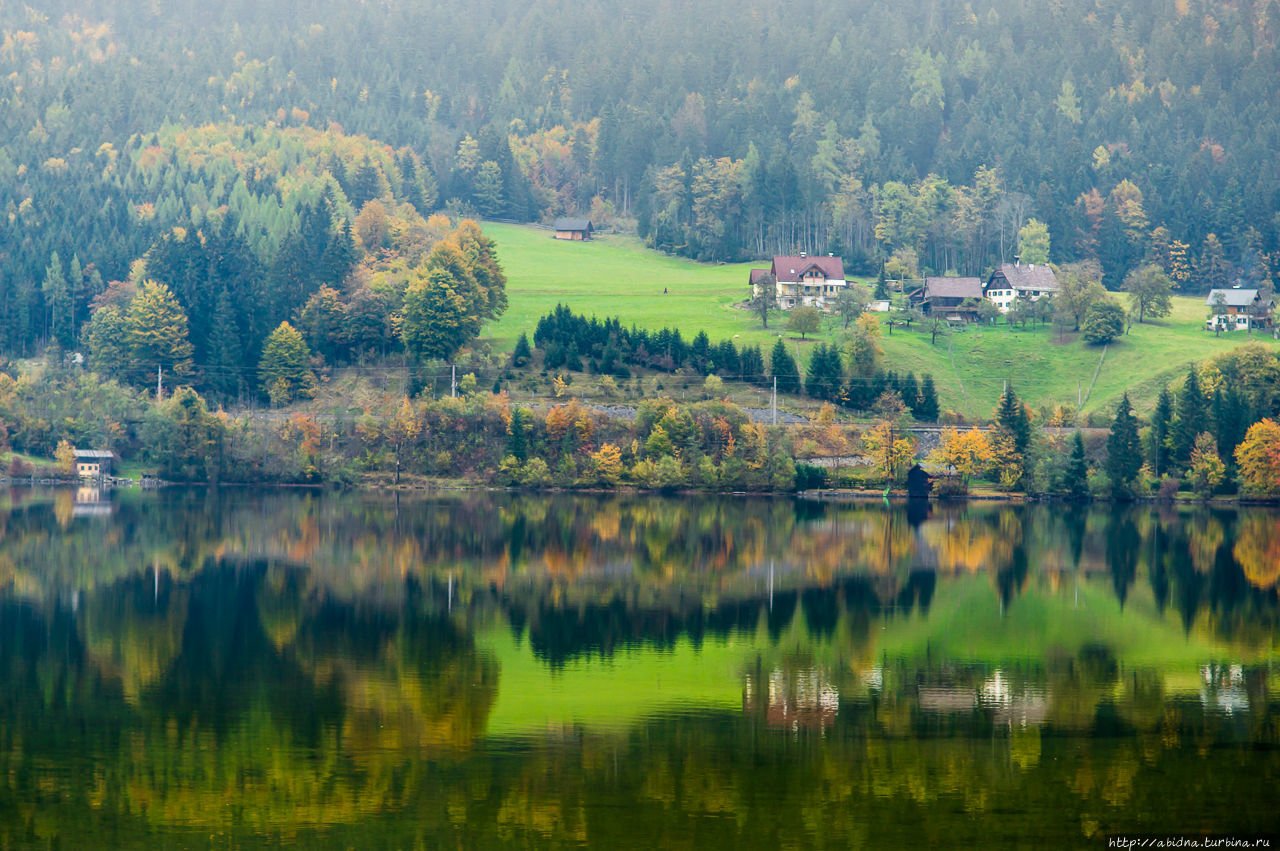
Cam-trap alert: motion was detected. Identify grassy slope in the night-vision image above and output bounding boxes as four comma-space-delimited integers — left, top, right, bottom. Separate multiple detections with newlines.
482, 223, 1279, 418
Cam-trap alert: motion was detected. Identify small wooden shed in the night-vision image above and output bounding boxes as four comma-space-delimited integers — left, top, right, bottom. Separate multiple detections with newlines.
554, 218, 593, 241
74, 449, 116, 478
906, 463, 933, 499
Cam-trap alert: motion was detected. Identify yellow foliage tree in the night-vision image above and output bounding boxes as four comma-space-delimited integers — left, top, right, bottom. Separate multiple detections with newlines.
1234, 419, 1280, 496
861, 420, 916, 483
928, 427, 993, 485
589, 443, 623, 486
55, 439, 76, 475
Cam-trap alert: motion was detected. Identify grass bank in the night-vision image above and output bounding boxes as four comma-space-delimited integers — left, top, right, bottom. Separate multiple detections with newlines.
482, 222, 1279, 418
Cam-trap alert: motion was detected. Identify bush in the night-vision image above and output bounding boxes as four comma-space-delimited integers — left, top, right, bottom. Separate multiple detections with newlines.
794, 463, 828, 490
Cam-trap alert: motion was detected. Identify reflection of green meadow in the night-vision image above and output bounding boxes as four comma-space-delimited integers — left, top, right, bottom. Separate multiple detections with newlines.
477, 572, 1257, 737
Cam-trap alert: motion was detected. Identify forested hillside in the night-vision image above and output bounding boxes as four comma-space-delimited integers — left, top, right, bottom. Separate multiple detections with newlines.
1, 0, 1278, 364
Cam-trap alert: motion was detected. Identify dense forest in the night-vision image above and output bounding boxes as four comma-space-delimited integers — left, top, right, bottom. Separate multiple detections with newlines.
1, 0, 1278, 370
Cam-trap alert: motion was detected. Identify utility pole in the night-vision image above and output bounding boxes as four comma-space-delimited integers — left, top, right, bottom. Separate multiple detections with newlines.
772, 376, 777, 426
156, 364, 163, 401
451, 364, 456, 398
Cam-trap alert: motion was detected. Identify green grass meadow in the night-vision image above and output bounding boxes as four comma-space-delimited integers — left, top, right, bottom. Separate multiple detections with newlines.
482, 223, 1280, 418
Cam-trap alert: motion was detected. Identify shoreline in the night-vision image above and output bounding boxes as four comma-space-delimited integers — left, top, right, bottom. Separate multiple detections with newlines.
8, 476, 1275, 507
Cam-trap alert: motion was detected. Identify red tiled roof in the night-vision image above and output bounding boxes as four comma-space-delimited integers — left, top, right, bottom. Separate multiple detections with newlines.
749, 268, 772, 284
771, 255, 844, 282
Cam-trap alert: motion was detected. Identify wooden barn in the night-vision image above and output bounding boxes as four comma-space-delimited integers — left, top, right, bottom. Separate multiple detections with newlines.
554, 218, 593, 241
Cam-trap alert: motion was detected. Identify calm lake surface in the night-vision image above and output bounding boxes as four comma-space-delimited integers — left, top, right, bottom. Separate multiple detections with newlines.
0, 488, 1277, 848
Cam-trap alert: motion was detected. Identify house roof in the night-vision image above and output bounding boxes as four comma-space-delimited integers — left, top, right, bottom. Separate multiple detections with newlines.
990, 262, 1059, 292
1205, 288, 1262, 307
73, 449, 116, 459
771, 255, 844, 282
749, 268, 772, 285
554, 218, 592, 232
924, 276, 983, 300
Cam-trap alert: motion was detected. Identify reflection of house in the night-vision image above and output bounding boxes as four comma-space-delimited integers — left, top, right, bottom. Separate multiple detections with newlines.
553, 218, 593, 241
743, 667, 839, 730
910, 276, 983, 320
983, 262, 1060, 313
1204, 288, 1274, 331
750, 254, 847, 310
74, 449, 116, 478
73, 485, 114, 518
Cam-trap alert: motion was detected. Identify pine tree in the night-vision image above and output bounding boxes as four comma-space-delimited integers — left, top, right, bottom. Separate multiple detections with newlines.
804, 342, 843, 401
258, 321, 316, 404
1148, 384, 1173, 476
43, 252, 71, 349
1171, 364, 1206, 467
208, 285, 245, 399
901, 371, 921, 415
1212, 384, 1249, 469
917, 374, 940, 421
1066, 431, 1091, 500
126, 280, 195, 388
769, 339, 801, 395
507, 406, 529, 462
1107, 393, 1143, 499
512, 332, 532, 367
995, 384, 1032, 457
741, 345, 765, 385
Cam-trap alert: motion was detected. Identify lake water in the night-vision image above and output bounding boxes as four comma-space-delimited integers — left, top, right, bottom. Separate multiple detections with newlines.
0, 488, 1277, 847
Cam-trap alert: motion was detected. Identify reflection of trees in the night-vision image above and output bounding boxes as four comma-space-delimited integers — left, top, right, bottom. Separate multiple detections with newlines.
1233, 514, 1280, 590
0, 561, 499, 836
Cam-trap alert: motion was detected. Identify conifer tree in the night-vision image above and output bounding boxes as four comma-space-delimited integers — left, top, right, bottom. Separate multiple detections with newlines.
258, 321, 316, 404
43, 252, 71, 349
995, 384, 1032, 457
1107, 393, 1143, 499
1147, 384, 1173, 476
512, 332, 532, 367
741, 345, 765, 385
1066, 431, 1090, 500
805, 342, 843, 401
917, 374, 940, 421
126, 280, 195, 387
769, 339, 801, 395
1171, 365, 1206, 466
208, 286, 245, 399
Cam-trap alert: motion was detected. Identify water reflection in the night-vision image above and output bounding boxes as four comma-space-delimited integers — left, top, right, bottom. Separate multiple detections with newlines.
0, 489, 1276, 845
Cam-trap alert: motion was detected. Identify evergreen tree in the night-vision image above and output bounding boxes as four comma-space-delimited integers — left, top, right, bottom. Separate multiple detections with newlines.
804, 342, 843, 401
85, 305, 129, 380
1171, 364, 1206, 467
1147, 384, 1173, 476
512, 332, 532, 367
995, 384, 1032, 458
900, 371, 921, 415
1107, 394, 1143, 499
258, 321, 316, 404
43, 252, 71, 348
126, 280, 195, 388
208, 285, 245, 399
689, 330, 712, 374
741, 345, 765, 385
507, 406, 529, 462
1066, 431, 1091, 500
1213, 384, 1249, 471
769, 339, 801, 395
917, 374, 940, 421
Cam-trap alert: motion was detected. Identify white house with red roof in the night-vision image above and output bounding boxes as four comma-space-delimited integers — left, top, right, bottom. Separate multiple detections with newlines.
749, 254, 847, 310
